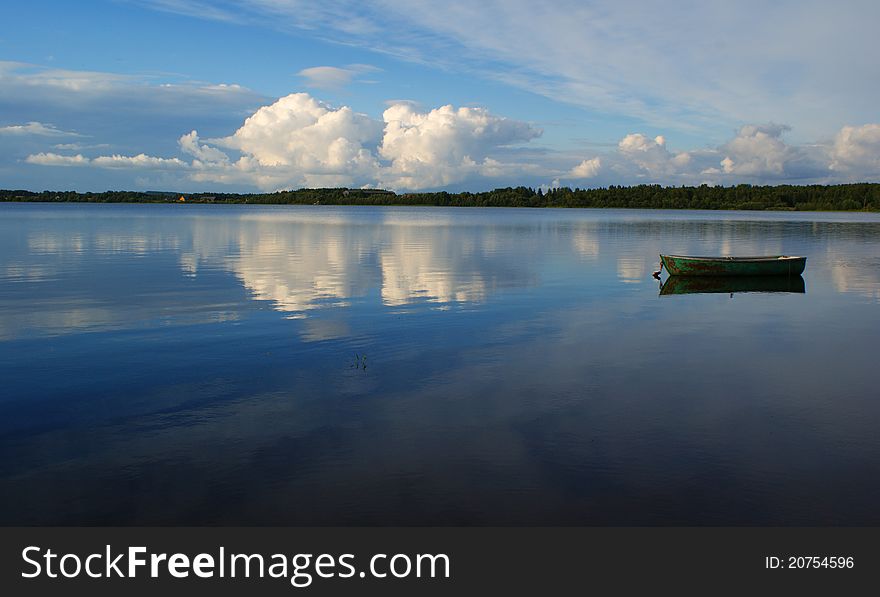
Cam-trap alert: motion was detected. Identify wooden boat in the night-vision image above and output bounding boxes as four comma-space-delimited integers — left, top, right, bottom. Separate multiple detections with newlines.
659, 254, 806, 277
660, 275, 805, 296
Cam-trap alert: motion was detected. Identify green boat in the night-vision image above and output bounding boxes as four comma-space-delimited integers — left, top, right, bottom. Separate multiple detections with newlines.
660, 275, 805, 296
659, 254, 806, 277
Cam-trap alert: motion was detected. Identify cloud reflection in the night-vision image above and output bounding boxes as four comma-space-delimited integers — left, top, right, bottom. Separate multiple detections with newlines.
214, 212, 540, 315
829, 257, 880, 302
3, 207, 880, 342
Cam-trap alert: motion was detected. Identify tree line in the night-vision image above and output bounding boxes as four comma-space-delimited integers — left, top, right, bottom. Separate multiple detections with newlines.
2, 184, 878, 211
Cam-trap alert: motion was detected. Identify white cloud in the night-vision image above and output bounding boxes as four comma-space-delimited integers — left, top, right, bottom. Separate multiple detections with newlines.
179, 94, 540, 190
298, 64, 380, 90
24, 93, 540, 191
618, 134, 665, 154
560, 123, 841, 186
719, 124, 792, 176
178, 130, 229, 163
25, 152, 89, 166
220, 93, 380, 168
378, 103, 541, 189
830, 124, 880, 177
91, 154, 187, 169
206, 92, 383, 189
25, 152, 185, 169
615, 133, 691, 177
584, 133, 692, 184
0, 121, 81, 137
20, 84, 880, 189
568, 157, 601, 179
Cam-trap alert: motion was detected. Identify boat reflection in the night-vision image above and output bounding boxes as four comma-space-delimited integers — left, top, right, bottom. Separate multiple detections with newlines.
660, 275, 805, 296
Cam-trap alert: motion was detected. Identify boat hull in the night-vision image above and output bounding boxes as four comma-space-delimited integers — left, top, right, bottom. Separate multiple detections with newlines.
660, 275, 805, 296
660, 254, 806, 276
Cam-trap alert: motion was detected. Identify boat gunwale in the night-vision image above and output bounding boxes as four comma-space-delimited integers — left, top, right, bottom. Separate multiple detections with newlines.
660, 254, 806, 262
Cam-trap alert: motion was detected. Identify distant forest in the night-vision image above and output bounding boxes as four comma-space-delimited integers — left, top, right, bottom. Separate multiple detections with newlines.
2, 184, 879, 211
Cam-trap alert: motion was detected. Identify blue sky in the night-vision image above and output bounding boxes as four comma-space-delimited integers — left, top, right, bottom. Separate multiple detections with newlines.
1, 0, 878, 192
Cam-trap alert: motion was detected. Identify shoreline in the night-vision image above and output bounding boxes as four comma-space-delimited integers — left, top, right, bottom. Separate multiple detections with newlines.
2, 183, 879, 212
3, 201, 879, 214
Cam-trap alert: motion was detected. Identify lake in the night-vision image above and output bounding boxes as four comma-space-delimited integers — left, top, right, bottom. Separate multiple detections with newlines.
1, 203, 879, 525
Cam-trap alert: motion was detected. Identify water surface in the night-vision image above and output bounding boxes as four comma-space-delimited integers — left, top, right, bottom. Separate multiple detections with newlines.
1, 204, 879, 525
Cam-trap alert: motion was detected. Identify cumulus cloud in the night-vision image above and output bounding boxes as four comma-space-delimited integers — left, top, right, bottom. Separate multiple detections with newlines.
558, 123, 848, 186
21, 93, 540, 191
568, 157, 601, 179
178, 130, 230, 164
557, 132, 697, 184
830, 124, 880, 177
618, 133, 665, 154
378, 103, 541, 189
0, 121, 81, 137
616, 133, 691, 177
220, 94, 380, 169
719, 124, 792, 176
19, 83, 880, 189
210, 92, 383, 188
179, 94, 541, 190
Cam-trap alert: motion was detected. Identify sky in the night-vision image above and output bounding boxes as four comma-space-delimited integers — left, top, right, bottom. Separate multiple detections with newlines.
1, 0, 879, 192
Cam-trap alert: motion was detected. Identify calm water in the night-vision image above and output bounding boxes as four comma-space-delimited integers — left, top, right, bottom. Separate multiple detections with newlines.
1, 203, 879, 525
